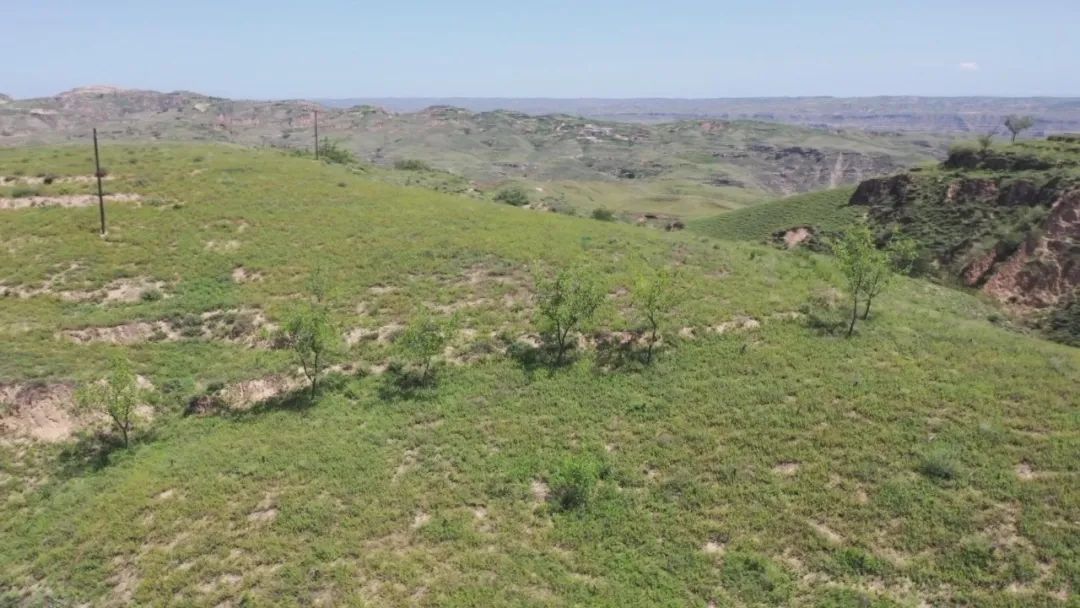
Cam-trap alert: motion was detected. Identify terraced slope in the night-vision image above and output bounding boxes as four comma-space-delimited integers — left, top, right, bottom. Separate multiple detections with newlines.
0, 144, 1076, 607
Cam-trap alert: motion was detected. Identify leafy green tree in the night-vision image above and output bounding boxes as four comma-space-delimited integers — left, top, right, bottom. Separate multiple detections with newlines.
833, 227, 920, 336
282, 304, 338, 399
632, 267, 679, 363
397, 313, 455, 384
976, 131, 995, 152
494, 185, 530, 207
1004, 115, 1034, 143
535, 266, 604, 364
280, 268, 339, 399
76, 356, 145, 447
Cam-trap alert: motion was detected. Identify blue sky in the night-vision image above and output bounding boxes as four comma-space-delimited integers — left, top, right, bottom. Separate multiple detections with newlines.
3, 0, 1078, 99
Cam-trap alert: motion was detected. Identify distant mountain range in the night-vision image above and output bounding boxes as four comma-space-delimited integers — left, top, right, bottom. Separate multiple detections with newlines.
319, 96, 1080, 134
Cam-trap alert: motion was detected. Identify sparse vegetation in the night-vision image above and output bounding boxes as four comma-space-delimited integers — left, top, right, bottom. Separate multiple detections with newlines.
0, 144, 1076, 607
548, 454, 604, 512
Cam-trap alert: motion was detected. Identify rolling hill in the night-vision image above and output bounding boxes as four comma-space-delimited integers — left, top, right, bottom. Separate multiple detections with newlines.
0, 87, 949, 219
0, 143, 1076, 606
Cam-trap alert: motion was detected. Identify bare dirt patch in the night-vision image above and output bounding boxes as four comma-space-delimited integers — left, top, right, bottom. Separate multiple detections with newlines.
0, 383, 83, 442
1015, 462, 1041, 481
772, 461, 800, 476
62, 321, 176, 345
61, 308, 275, 347
709, 316, 762, 334
231, 266, 263, 284
0, 193, 141, 211
1, 174, 113, 186
702, 541, 726, 555
247, 493, 280, 524
204, 239, 241, 253
1, 268, 169, 304
530, 479, 550, 504
808, 520, 844, 544
219, 375, 301, 410
393, 448, 419, 482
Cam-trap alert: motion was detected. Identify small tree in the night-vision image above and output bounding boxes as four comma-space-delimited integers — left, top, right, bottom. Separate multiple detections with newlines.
397, 313, 454, 385
280, 269, 339, 399
833, 226, 918, 336
1004, 115, 1034, 143
632, 267, 678, 363
976, 131, 995, 152
76, 356, 144, 447
535, 266, 604, 365
282, 304, 338, 399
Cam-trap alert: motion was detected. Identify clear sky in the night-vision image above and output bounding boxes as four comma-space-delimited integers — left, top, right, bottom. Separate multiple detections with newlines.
3, 0, 1078, 99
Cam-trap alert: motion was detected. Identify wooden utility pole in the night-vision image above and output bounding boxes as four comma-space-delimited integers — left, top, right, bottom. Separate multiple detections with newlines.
314, 110, 319, 160
93, 128, 106, 236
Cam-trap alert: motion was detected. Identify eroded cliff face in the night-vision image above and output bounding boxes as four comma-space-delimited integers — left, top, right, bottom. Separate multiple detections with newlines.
974, 190, 1080, 308
850, 152, 1080, 340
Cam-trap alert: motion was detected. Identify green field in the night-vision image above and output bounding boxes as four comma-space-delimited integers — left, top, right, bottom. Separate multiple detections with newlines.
1, 144, 1077, 607
688, 188, 862, 242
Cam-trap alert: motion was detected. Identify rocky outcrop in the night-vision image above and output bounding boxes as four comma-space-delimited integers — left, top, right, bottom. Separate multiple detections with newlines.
850, 140, 1080, 344
979, 190, 1080, 308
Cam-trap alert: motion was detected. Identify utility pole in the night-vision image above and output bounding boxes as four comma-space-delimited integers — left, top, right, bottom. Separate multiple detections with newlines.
314, 110, 319, 160
93, 128, 106, 236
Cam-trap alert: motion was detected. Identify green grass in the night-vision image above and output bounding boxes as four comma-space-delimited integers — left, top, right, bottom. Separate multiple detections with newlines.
688, 187, 861, 241
0, 144, 1077, 607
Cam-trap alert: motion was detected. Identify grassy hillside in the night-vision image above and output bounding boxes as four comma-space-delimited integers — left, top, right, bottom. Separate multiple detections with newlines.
0, 89, 950, 219
687, 187, 861, 241
1, 144, 1077, 607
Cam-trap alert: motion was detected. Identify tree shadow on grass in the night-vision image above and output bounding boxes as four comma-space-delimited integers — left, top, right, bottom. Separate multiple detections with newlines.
592, 333, 652, 373
376, 363, 440, 402
804, 311, 849, 337
507, 339, 578, 380
187, 373, 351, 421
54, 427, 160, 479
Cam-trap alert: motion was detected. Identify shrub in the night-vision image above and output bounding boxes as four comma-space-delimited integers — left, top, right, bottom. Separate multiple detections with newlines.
719, 551, 793, 606
394, 159, 431, 171
10, 187, 37, 198
140, 288, 163, 302
590, 207, 615, 221
549, 455, 604, 511
494, 185, 530, 207
918, 447, 960, 481
318, 140, 355, 165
